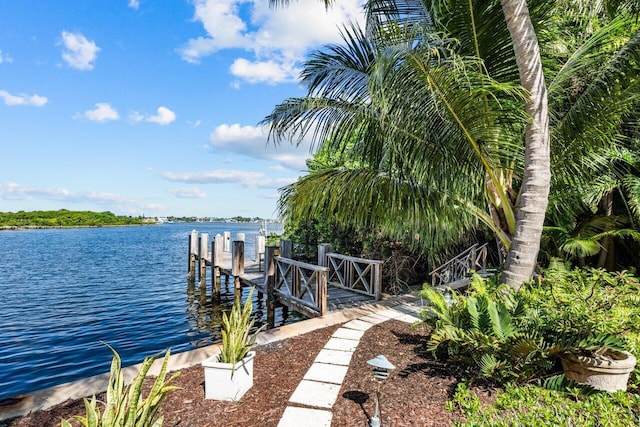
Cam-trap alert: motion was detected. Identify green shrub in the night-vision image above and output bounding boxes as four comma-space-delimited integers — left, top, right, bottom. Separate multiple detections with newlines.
519, 262, 640, 389
421, 264, 640, 388
420, 275, 550, 384
61, 346, 179, 427
451, 383, 640, 426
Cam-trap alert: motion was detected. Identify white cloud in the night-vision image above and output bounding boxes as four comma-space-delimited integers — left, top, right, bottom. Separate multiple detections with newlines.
60, 31, 100, 70
168, 187, 207, 199
128, 0, 140, 10
0, 182, 162, 214
147, 106, 176, 125
129, 106, 176, 125
0, 50, 13, 64
0, 90, 48, 107
179, 0, 364, 84
210, 123, 313, 170
230, 58, 300, 85
80, 103, 120, 122
161, 169, 296, 189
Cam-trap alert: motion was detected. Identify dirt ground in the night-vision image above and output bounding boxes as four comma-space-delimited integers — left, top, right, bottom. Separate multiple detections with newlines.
4, 320, 496, 427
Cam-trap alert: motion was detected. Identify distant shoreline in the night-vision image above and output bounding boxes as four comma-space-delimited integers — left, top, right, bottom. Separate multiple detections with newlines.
0, 224, 152, 231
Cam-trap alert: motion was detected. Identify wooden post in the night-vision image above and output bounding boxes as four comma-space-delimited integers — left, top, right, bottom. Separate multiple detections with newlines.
199, 232, 209, 287
211, 234, 223, 301
232, 240, 244, 295
223, 231, 231, 252
255, 235, 266, 270
265, 245, 280, 329
187, 229, 198, 282
236, 232, 245, 242
280, 239, 292, 259
232, 240, 245, 276
318, 243, 333, 267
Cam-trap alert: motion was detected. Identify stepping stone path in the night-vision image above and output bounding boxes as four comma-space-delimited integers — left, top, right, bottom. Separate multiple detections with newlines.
277, 303, 422, 427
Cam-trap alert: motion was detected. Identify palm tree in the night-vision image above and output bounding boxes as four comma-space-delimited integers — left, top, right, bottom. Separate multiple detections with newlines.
267, 0, 640, 287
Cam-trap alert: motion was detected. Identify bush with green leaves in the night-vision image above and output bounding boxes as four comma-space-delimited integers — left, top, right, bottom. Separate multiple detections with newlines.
518, 261, 640, 388
61, 345, 179, 427
449, 381, 640, 426
420, 275, 551, 384
421, 264, 640, 387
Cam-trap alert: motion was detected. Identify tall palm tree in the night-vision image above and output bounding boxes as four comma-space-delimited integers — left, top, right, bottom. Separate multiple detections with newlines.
267, 0, 640, 287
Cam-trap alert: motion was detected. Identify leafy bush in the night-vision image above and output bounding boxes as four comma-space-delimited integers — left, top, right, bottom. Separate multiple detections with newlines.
450, 382, 640, 426
421, 264, 640, 388
61, 346, 179, 427
420, 275, 551, 384
518, 261, 640, 389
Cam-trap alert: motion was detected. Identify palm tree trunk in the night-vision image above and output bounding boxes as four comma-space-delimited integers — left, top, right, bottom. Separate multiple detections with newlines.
499, 0, 551, 289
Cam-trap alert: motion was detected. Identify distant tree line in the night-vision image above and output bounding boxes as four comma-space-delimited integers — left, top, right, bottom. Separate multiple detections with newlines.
0, 210, 144, 227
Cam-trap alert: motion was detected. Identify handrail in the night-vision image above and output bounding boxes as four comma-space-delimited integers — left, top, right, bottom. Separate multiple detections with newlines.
326, 253, 382, 300
430, 243, 489, 287
273, 256, 328, 316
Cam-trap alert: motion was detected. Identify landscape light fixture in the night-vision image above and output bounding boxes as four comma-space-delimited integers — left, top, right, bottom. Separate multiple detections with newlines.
367, 354, 396, 427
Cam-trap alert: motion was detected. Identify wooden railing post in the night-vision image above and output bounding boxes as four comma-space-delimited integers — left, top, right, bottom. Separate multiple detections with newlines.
280, 239, 292, 259
265, 245, 280, 329
318, 243, 333, 267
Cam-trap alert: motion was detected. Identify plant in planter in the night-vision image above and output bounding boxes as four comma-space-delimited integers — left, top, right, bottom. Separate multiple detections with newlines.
202, 287, 262, 401
519, 262, 640, 392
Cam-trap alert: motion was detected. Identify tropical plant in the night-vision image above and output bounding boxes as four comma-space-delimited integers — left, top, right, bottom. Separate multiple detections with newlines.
518, 261, 640, 380
420, 275, 550, 384
61, 346, 179, 427
219, 288, 260, 371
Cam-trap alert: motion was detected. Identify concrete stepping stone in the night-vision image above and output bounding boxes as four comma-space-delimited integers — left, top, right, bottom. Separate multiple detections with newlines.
358, 313, 390, 324
314, 348, 354, 366
304, 362, 349, 384
278, 407, 332, 427
343, 318, 375, 331
373, 308, 404, 319
289, 380, 342, 408
394, 313, 421, 324
324, 337, 359, 352
332, 327, 365, 340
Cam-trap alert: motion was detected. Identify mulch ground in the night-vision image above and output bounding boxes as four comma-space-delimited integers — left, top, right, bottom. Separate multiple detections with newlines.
4, 320, 497, 427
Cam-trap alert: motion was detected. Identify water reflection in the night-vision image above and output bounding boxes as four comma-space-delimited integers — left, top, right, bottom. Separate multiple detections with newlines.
184, 277, 296, 347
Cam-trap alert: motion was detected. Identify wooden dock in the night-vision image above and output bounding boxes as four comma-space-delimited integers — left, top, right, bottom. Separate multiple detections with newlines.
187, 231, 382, 326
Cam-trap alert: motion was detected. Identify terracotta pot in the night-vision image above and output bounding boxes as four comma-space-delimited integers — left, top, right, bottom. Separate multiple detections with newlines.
202, 351, 255, 401
561, 349, 636, 392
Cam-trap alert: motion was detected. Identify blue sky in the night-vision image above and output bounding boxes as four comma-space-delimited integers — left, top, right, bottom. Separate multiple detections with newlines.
0, 0, 364, 218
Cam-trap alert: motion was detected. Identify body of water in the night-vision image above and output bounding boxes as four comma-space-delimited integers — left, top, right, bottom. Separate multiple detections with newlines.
0, 222, 292, 401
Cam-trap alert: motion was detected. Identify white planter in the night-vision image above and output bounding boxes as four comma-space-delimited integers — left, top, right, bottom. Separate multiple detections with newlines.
561, 349, 637, 392
202, 351, 255, 401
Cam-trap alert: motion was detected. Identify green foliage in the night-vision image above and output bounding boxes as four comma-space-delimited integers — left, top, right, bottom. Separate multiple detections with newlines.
452, 383, 640, 426
0, 210, 144, 227
61, 345, 179, 427
219, 288, 261, 372
519, 262, 640, 388
421, 265, 640, 388
420, 275, 549, 384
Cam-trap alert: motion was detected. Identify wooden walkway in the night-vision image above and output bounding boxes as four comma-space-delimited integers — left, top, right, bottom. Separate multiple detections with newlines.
188, 232, 381, 322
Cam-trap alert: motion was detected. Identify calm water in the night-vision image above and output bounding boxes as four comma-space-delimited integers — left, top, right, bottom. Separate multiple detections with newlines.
0, 222, 292, 401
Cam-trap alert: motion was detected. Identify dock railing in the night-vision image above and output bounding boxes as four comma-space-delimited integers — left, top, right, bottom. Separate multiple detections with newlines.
429, 243, 489, 287
270, 256, 329, 318
324, 253, 383, 300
